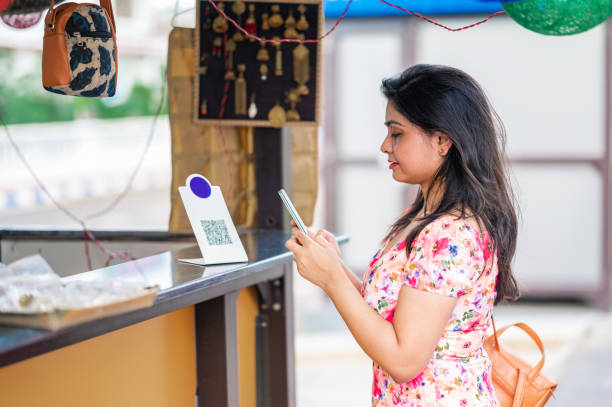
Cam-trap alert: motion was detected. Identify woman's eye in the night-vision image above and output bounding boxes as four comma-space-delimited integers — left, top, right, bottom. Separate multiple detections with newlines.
391, 133, 401, 139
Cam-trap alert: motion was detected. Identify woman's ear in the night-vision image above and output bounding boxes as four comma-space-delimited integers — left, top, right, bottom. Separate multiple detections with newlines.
433, 131, 452, 156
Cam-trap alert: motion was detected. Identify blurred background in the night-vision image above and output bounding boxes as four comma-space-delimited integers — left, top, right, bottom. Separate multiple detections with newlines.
1, 0, 610, 405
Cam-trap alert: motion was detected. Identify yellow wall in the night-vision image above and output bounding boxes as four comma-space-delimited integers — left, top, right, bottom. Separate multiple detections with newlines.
237, 286, 259, 407
0, 287, 260, 407
0, 306, 197, 407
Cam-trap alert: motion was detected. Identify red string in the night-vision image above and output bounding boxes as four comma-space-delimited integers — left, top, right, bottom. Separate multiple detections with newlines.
206, 0, 353, 44
84, 229, 136, 261
1, 114, 138, 271
378, 0, 506, 32
83, 228, 92, 271
104, 255, 113, 268
205, 0, 505, 45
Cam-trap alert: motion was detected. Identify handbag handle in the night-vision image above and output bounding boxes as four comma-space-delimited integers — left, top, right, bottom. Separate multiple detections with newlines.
48, 0, 116, 33
491, 316, 546, 382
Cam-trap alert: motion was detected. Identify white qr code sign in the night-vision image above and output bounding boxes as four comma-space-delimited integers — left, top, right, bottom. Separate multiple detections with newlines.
178, 174, 248, 265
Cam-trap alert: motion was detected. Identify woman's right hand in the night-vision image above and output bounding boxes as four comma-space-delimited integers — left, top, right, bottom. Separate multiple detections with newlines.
291, 220, 341, 257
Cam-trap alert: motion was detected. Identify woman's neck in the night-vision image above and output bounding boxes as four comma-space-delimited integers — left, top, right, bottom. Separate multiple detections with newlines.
421, 180, 444, 215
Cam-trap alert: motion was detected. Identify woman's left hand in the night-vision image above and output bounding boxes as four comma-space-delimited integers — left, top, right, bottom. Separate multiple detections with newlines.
285, 226, 345, 292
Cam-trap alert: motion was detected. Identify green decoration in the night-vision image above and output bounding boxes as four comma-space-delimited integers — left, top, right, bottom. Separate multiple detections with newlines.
501, 0, 612, 36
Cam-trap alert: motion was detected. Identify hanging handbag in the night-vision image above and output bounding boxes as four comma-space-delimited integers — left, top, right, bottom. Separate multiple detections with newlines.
42, 0, 117, 97
483, 317, 557, 407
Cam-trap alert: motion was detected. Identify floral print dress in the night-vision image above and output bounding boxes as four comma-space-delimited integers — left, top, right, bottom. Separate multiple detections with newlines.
360, 214, 499, 406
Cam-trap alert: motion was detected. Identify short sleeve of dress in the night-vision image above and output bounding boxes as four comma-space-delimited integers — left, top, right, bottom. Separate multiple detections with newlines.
402, 217, 485, 298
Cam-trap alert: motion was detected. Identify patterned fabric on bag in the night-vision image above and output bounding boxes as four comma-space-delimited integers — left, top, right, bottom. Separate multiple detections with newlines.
44, 5, 116, 97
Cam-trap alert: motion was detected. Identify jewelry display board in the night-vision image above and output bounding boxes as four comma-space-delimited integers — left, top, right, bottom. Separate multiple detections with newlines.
195, 0, 322, 127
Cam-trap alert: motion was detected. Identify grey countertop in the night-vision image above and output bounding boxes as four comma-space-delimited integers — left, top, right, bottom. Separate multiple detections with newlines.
0, 228, 348, 368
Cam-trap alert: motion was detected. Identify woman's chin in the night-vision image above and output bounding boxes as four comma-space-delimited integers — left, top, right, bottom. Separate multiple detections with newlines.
392, 176, 408, 184
391, 172, 409, 183
393, 175, 419, 186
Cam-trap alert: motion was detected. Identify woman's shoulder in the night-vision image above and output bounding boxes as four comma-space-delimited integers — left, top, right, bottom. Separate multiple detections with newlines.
413, 213, 492, 255
420, 213, 482, 238
406, 213, 494, 296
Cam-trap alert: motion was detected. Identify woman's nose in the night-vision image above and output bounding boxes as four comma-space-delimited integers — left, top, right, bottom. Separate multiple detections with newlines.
380, 134, 391, 153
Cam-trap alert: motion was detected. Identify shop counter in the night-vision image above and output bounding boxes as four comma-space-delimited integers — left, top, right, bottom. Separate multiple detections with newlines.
0, 228, 348, 407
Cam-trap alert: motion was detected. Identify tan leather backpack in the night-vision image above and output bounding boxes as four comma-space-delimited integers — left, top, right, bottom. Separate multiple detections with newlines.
484, 318, 557, 407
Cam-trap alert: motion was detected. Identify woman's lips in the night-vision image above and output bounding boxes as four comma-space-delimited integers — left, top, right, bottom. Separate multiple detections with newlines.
389, 162, 398, 169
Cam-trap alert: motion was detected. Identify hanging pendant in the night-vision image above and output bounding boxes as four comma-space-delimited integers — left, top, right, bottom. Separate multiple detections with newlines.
212, 3, 229, 33
232, 0, 246, 16
235, 64, 247, 115
284, 27, 298, 40
261, 11, 270, 31
256, 39, 270, 61
200, 98, 208, 115
198, 53, 209, 75
260, 63, 268, 81
203, 4, 212, 30
287, 108, 300, 121
248, 93, 258, 119
296, 4, 309, 31
245, 4, 257, 42
224, 39, 237, 81
269, 4, 283, 29
286, 88, 301, 121
284, 9, 298, 39
232, 0, 246, 42
212, 36, 223, 57
273, 36, 283, 76
284, 9, 296, 28
268, 102, 287, 128
293, 36, 310, 95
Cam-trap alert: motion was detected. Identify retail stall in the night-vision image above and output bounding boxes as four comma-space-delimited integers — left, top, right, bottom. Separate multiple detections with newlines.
0, 0, 338, 406
0, 229, 346, 406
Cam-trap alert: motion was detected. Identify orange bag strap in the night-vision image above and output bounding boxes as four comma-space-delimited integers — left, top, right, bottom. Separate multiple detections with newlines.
512, 371, 527, 407
47, 0, 116, 33
490, 316, 546, 381
491, 314, 500, 348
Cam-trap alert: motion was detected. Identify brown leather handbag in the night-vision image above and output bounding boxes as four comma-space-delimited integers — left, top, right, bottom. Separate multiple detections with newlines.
483, 318, 557, 407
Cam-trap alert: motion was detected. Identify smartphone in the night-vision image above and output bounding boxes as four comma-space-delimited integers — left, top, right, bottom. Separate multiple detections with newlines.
278, 188, 308, 235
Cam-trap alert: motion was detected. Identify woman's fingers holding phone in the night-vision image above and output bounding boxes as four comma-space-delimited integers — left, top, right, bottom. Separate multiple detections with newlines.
290, 219, 316, 239
289, 220, 337, 246
289, 224, 340, 256
291, 220, 317, 239
318, 229, 341, 256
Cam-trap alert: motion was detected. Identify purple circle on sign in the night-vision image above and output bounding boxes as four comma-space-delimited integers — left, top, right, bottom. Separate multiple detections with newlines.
190, 176, 212, 198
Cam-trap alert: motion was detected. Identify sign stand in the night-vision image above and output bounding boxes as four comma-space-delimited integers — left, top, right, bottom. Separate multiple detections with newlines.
178, 174, 248, 265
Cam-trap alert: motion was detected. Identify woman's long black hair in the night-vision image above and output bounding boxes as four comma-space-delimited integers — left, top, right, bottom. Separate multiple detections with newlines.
381, 64, 519, 304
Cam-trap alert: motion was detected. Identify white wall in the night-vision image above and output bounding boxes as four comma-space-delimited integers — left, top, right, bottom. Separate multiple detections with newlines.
322, 15, 606, 290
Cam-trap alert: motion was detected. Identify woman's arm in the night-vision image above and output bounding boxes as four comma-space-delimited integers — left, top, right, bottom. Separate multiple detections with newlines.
286, 229, 457, 383
341, 262, 363, 292
325, 268, 456, 383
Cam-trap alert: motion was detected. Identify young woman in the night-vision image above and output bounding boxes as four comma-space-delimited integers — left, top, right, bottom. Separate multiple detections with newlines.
285, 64, 519, 406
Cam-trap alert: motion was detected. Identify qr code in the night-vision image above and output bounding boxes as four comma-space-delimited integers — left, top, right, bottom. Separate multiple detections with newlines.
201, 220, 233, 246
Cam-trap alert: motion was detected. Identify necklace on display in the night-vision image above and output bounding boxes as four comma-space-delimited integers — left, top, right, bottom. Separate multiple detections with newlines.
231, 0, 246, 42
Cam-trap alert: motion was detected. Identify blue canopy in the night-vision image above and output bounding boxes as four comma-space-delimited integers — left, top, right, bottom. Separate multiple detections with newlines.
324, 0, 503, 18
